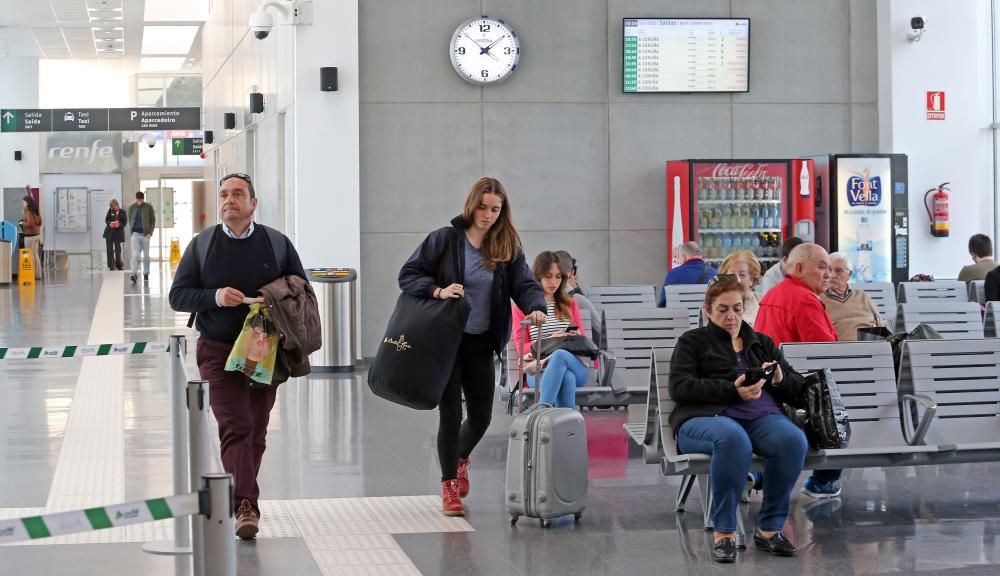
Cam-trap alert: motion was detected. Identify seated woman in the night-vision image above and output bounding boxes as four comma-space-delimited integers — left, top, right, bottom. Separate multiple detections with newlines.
512, 251, 588, 409
717, 250, 763, 326
820, 252, 886, 341
670, 276, 808, 563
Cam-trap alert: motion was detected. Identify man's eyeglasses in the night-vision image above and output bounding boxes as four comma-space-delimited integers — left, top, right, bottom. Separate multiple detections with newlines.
832, 267, 852, 276
220, 173, 253, 186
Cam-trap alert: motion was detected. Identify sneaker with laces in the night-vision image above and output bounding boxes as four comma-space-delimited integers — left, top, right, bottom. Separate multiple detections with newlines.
235, 498, 259, 540
801, 476, 841, 499
457, 458, 471, 498
441, 479, 465, 517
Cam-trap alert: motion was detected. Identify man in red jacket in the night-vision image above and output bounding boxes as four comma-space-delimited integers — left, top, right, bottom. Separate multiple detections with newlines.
755, 243, 843, 499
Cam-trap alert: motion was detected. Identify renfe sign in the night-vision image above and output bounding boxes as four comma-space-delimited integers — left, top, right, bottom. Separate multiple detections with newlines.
40, 132, 123, 174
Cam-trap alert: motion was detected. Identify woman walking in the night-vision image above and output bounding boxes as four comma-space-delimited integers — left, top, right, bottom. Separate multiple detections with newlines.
398, 177, 546, 517
103, 198, 127, 270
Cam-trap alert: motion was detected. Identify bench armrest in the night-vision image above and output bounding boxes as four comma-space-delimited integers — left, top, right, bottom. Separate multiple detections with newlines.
901, 393, 938, 446
599, 350, 619, 392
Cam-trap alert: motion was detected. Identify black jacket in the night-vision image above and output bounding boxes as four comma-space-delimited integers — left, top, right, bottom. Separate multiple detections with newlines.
398, 215, 546, 356
986, 266, 1000, 302
668, 321, 807, 434
103, 208, 127, 242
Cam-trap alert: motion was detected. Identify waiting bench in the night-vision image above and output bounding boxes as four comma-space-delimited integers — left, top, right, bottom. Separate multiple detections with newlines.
604, 308, 687, 398
662, 284, 707, 328
624, 341, 939, 539
588, 285, 656, 309
985, 301, 1000, 337
897, 281, 968, 304
854, 281, 896, 331
895, 302, 984, 338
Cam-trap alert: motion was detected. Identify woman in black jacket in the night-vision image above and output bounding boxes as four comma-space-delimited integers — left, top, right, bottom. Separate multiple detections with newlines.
103, 198, 127, 270
398, 177, 546, 517
669, 275, 808, 563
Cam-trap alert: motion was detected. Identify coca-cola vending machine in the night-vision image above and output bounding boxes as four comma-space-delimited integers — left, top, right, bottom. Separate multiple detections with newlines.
666, 159, 816, 272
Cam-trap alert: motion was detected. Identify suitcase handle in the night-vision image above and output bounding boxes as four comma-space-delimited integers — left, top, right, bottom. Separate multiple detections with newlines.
519, 316, 545, 412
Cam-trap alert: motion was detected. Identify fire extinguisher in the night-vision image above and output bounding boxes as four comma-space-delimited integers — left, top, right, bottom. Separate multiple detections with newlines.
924, 182, 950, 237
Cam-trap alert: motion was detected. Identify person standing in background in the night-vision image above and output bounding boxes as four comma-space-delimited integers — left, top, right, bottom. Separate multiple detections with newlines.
18, 196, 43, 275
103, 198, 127, 271
127, 191, 156, 283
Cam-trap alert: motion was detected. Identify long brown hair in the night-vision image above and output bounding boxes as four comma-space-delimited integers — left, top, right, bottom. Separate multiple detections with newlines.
462, 177, 522, 270
532, 251, 573, 321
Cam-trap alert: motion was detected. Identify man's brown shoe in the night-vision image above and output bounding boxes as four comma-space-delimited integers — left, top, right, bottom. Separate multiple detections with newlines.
235, 498, 259, 540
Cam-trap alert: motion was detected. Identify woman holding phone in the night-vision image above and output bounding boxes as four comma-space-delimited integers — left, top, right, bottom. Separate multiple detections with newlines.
669, 276, 808, 563
399, 177, 546, 517
511, 251, 588, 409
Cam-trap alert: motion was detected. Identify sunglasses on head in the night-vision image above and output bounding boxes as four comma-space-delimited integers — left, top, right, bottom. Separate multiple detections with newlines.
220, 173, 253, 186
708, 273, 738, 286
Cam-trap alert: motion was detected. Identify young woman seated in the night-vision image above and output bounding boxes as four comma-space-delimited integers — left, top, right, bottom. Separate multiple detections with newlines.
512, 251, 589, 409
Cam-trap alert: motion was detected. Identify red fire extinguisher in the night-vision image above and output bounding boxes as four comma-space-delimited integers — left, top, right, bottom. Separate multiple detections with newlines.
924, 182, 950, 237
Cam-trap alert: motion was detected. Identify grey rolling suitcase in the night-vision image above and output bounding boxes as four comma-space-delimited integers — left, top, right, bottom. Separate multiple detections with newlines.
506, 319, 588, 528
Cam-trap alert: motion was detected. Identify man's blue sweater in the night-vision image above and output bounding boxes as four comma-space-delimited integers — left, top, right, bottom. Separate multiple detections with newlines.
658, 258, 717, 307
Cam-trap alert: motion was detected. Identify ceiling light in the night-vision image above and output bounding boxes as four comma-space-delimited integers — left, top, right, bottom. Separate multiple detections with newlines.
139, 57, 186, 72
141, 26, 199, 55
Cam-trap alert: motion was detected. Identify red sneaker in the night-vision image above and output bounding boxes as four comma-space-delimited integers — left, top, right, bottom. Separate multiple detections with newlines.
441, 479, 465, 517
457, 458, 471, 498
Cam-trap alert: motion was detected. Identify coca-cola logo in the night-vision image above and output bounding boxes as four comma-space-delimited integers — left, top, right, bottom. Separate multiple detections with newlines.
709, 163, 769, 179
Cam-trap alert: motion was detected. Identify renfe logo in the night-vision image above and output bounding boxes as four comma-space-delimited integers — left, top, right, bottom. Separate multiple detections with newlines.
846, 165, 882, 207
47, 138, 114, 164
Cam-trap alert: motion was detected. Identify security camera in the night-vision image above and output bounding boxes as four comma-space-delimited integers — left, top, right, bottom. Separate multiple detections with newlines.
141, 133, 156, 148
907, 17, 925, 42
249, 10, 274, 40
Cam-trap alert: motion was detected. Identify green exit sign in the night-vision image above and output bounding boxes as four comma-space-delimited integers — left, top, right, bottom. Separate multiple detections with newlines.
171, 137, 203, 155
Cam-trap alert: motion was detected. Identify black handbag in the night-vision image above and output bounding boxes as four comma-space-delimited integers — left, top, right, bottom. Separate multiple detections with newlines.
367, 293, 470, 410
800, 368, 851, 450
538, 334, 599, 360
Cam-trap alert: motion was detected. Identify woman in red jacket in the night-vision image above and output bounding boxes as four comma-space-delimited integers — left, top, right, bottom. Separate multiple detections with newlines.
512, 251, 586, 408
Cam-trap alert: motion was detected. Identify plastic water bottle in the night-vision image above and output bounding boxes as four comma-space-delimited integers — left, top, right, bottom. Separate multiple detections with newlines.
857, 216, 873, 281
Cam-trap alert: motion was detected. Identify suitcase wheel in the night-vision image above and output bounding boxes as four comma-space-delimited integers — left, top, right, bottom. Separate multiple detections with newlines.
541, 519, 553, 528
509, 515, 519, 526
574, 512, 582, 523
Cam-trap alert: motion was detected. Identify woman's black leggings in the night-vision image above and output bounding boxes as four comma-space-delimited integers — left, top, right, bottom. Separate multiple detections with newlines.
437, 332, 495, 481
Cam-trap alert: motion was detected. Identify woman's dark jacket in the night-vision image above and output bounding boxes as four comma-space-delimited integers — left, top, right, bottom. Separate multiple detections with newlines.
668, 321, 807, 434
398, 215, 546, 356
103, 209, 127, 242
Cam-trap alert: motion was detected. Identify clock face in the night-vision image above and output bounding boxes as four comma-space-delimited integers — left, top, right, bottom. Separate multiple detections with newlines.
450, 17, 520, 85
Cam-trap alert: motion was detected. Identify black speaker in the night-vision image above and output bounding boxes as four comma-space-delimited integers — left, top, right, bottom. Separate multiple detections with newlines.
204, 131, 214, 144
224, 112, 236, 129
320, 67, 338, 92
14, 150, 21, 161
250, 92, 264, 114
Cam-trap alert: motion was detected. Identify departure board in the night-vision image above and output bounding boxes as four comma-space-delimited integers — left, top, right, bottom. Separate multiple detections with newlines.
623, 18, 750, 93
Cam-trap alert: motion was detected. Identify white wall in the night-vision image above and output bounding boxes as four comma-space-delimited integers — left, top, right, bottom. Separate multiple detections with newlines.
878, 0, 995, 278
0, 58, 40, 189
38, 60, 130, 108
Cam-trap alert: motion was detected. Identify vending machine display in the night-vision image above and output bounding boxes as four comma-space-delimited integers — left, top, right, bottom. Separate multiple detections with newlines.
807, 154, 909, 284
666, 159, 816, 272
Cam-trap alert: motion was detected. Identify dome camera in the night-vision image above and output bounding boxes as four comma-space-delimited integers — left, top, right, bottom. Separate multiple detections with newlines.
141, 133, 156, 149
249, 10, 274, 40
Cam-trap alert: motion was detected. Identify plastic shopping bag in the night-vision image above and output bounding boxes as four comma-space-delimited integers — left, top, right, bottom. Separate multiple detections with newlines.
225, 304, 279, 386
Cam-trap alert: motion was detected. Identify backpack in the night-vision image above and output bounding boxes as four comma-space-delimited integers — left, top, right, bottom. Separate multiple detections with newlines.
185, 223, 289, 328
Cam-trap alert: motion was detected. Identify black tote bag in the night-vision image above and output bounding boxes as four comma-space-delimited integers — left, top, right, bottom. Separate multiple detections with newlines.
800, 368, 851, 450
367, 292, 471, 410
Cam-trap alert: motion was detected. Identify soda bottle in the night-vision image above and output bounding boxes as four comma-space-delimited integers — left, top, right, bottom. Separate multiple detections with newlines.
749, 204, 759, 229
735, 179, 745, 201
720, 233, 732, 256
721, 204, 732, 228
711, 206, 722, 229
857, 216, 873, 282
699, 206, 709, 230
764, 204, 774, 229
704, 234, 715, 259
774, 204, 782, 232
698, 177, 708, 202
705, 178, 715, 201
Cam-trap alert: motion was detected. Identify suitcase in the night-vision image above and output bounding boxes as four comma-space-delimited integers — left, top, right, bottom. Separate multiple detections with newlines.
506, 319, 589, 527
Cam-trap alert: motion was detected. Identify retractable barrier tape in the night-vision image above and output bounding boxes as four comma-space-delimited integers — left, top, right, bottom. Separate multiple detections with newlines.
0, 492, 199, 544
0, 341, 170, 360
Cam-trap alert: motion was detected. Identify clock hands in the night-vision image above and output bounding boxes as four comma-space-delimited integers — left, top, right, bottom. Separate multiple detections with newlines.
482, 34, 507, 55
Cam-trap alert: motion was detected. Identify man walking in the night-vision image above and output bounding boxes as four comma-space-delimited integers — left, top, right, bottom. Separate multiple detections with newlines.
127, 191, 156, 283
169, 173, 307, 539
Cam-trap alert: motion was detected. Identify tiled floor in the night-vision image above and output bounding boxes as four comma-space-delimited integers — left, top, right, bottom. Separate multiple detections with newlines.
4, 266, 1000, 574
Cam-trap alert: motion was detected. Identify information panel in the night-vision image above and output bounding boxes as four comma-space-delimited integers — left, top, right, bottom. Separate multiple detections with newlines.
624, 18, 750, 93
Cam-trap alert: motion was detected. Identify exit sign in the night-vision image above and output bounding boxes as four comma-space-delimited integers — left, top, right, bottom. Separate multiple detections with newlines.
171, 137, 203, 155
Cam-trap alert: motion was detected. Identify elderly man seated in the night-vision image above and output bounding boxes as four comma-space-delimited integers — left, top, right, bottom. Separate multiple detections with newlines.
819, 252, 886, 341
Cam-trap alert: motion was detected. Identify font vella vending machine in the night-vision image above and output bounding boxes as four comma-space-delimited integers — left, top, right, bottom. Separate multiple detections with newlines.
665, 159, 817, 273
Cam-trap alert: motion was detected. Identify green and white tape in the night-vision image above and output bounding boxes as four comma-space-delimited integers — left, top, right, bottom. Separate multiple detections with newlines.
0, 493, 199, 544
0, 341, 170, 360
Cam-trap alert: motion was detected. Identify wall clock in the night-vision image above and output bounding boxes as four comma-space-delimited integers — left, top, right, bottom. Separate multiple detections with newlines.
449, 16, 520, 85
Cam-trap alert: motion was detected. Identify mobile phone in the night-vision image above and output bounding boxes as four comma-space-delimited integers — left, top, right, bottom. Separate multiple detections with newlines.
566, 325, 579, 333
742, 365, 775, 387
